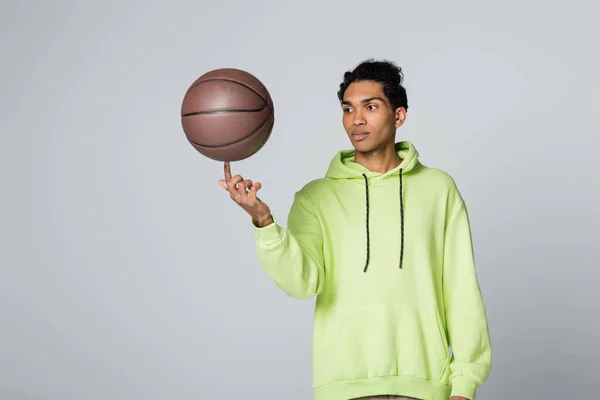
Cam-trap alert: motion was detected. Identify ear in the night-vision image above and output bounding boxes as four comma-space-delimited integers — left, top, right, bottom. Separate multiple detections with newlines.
394, 107, 407, 128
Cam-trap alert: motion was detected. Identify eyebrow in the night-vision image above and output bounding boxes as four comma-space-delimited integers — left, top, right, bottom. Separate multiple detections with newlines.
341, 96, 386, 106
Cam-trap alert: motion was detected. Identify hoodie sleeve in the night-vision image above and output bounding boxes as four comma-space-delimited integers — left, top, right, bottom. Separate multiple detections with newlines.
443, 199, 492, 400
253, 189, 325, 300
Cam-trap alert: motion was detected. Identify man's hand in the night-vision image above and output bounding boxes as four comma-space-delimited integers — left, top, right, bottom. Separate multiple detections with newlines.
218, 161, 273, 228
450, 397, 470, 400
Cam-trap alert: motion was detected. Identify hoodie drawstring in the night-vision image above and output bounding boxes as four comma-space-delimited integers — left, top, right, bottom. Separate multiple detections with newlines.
362, 169, 404, 272
398, 168, 404, 269
362, 174, 371, 272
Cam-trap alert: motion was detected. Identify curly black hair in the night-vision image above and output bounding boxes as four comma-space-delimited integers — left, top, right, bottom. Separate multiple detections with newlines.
337, 59, 408, 111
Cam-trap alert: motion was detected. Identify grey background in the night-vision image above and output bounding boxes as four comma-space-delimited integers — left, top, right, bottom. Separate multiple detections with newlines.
1, 0, 598, 399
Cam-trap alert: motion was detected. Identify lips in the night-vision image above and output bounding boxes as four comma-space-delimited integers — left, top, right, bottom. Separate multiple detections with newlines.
352, 131, 369, 141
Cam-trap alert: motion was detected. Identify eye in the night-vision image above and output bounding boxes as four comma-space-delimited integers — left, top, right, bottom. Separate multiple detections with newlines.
343, 107, 354, 113
366, 104, 378, 110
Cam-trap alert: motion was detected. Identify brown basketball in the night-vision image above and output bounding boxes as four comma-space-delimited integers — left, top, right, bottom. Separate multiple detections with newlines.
180, 68, 274, 162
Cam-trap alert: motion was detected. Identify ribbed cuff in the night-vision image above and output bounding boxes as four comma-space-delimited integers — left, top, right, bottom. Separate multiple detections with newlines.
253, 219, 284, 246
450, 376, 478, 399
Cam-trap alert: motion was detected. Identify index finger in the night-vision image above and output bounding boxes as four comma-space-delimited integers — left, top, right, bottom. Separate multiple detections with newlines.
224, 161, 232, 180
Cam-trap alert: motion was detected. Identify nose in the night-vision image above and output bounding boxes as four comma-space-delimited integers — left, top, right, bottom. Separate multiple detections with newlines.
353, 108, 366, 126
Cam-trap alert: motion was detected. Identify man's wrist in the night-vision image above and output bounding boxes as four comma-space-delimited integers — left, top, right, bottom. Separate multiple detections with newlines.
252, 214, 273, 228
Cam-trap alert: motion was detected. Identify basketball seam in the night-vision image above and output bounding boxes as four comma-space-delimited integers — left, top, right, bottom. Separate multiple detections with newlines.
181, 103, 267, 117
255, 116, 274, 150
189, 78, 272, 113
187, 112, 273, 149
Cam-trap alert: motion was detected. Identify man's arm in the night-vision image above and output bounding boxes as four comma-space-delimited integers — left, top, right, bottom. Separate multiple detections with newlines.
219, 162, 325, 299
443, 199, 492, 400
254, 189, 325, 299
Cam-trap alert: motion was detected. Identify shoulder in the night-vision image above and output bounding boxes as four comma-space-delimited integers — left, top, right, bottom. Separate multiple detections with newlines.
414, 164, 466, 212
415, 164, 460, 192
295, 178, 330, 202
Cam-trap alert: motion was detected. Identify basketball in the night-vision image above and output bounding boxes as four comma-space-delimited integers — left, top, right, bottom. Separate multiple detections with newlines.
180, 68, 274, 162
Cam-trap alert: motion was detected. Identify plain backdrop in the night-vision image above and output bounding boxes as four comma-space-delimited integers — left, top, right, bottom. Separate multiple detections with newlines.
1, 1, 599, 399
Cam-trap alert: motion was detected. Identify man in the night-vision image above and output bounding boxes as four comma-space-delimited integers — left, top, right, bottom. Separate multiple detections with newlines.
218, 59, 492, 400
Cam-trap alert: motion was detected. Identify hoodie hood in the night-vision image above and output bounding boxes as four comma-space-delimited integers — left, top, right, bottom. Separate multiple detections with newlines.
325, 141, 421, 180
323, 141, 421, 272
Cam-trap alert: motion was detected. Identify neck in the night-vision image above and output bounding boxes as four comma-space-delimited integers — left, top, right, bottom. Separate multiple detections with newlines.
354, 142, 403, 174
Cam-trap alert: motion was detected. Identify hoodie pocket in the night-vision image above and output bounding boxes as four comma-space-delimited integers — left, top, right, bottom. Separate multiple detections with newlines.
323, 302, 450, 383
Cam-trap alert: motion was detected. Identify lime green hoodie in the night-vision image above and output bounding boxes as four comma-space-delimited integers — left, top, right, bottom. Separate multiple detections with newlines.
254, 141, 491, 400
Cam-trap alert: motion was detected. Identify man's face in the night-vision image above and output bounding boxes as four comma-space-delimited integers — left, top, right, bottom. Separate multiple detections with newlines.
341, 80, 406, 153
